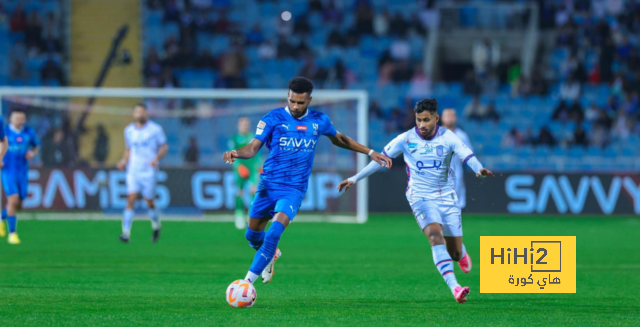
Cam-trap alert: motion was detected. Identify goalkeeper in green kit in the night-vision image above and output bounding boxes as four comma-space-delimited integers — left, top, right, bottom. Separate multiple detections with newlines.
229, 117, 262, 229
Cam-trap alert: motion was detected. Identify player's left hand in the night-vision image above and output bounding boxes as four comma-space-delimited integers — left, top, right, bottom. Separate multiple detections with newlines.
476, 168, 494, 178
371, 151, 392, 168
25, 150, 36, 161
150, 159, 159, 168
337, 179, 355, 192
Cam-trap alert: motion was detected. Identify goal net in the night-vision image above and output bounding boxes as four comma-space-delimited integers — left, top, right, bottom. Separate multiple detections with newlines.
0, 87, 369, 223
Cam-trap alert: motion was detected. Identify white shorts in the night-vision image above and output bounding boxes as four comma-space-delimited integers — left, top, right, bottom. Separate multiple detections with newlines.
126, 173, 156, 200
410, 199, 463, 237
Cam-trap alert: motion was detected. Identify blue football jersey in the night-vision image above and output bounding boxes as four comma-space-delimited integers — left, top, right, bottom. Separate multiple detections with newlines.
253, 107, 337, 192
0, 117, 5, 140
3, 125, 39, 172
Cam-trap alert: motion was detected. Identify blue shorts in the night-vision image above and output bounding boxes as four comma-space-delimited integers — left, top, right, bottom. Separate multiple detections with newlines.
2, 170, 28, 200
249, 187, 305, 221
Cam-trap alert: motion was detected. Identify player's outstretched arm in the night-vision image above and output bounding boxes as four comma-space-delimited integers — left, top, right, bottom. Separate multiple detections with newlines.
328, 132, 392, 168
223, 139, 263, 165
337, 159, 388, 192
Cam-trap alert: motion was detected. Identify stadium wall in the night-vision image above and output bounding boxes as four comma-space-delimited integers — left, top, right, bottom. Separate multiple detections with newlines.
370, 170, 640, 215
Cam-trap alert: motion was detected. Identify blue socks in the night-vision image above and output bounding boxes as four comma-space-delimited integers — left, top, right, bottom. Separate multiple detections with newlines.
1, 208, 6, 220
245, 228, 265, 251
249, 221, 284, 275
7, 215, 17, 233
432, 244, 460, 294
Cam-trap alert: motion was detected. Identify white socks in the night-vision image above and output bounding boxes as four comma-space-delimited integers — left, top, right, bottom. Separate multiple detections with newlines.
149, 208, 161, 230
122, 209, 134, 237
245, 271, 260, 284
432, 244, 460, 294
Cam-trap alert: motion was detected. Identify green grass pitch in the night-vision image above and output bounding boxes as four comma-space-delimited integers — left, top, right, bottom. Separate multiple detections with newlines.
0, 214, 638, 326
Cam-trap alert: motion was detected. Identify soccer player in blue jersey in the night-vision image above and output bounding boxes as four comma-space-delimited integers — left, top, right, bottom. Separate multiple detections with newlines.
1, 110, 40, 244
222, 77, 392, 284
0, 115, 7, 237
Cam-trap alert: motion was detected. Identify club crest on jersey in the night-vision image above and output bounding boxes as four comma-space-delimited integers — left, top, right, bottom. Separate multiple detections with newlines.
16, 137, 23, 142
436, 145, 444, 156
297, 125, 308, 131
313, 123, 319, 135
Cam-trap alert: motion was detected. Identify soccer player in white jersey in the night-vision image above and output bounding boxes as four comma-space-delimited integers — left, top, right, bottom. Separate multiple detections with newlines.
117, 103, 168, 243
441, 108, 473, 209
338, 98, 493, 304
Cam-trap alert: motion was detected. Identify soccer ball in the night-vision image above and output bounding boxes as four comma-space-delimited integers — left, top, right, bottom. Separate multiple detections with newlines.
226, 279, 257, 308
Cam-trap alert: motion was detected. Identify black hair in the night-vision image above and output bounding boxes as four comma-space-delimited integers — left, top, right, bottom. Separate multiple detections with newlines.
414, 98, 438, 114
10, 109, 26, 115
134, 103, 147, 110
288, 77, 314, 95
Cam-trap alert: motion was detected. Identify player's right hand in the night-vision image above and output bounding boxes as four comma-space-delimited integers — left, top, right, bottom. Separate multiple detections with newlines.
116, 160, 126, 171
337, 179, 355, 193
222, 150, 239, 164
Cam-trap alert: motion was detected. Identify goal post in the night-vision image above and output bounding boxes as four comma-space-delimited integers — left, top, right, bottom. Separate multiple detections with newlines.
0, 87, 369, 223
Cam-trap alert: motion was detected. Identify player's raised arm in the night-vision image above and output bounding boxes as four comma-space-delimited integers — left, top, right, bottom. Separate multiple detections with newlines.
327, 132, 392, 168
337, 133, 406, 192
448, 131, 493, 178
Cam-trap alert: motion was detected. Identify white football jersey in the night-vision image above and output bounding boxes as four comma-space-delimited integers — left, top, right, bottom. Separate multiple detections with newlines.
450, 127, 473, 177
382, 126, 475, 203
124, 121, 166, 175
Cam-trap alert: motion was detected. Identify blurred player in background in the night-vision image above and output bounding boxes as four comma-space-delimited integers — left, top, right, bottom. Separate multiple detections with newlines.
117, 104, 168, 243
222, 77, 392, 285
229, 117, 262, 229
440, 109, 473, 209
0, 116, 8, 237
1, 110, 40, 244
338, 99, 493, 304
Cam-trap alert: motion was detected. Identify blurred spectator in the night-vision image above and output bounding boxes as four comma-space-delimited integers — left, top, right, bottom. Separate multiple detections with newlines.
463, 96, 488, 121
517, 76, 533, 97
184, 137, 199, 166
9, 40, 27, 63
41, 59, 65, 85
10, 59, 28, 82
43, 12, 60, 40
214, 11, 232, 33
389, 13, 409, 36
611, 110, 630, 141
308, 0, 323, 12
594, 109, 613, 130
258, 40, 276, 60
327, 28, 346, 47
373, 10, 390, 36
41, 129, 72, 168
161, 67, 179, 88
462, 71, 481, 96
600, 37, 615, 82
409, 13, 427, 36
246, 24, 264, 45
276, 13, 293, 36
572, 125, 588, 147
501, 128, 524, 148
390, 37, 410, 61
277, 36, 295, 58
392, 60, 412, 82
144, 47, 163, 79
219, 46, 247, 88
10, 4, 26, 32
354, 4, 374, 36
407, 70, 432, 99
536, 127, 556, 147
472, 39, 500, 77
294, 16, 312, 35
553, 101, 584, 122
93, 124, 109, 167
40, 31, 62, 54
484, 103, 500, 122
25, 11, 43, 50
369, 101, 383, 119
620, 94, 639, 116
196, 49, 216, 69
323, 1, 342, 23
530, 71, 549, 95
385, 108, 405, 133
559, 77, 581, 101
585, 103, 600, 122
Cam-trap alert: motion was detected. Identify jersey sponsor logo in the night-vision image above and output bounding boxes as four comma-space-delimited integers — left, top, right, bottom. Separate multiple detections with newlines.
279, 137, 317, 149
296, 125, 308, 131
256, 128, 264, 135
281, 124, 290, 130
408, 142, 418, 149
257, 121, 266, 129
436, 145, 444, 156
416, 160, 442, 170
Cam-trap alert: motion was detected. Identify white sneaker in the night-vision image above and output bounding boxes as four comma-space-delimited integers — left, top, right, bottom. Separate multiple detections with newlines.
234, 213, 245, 230
261, 248, 282, 284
